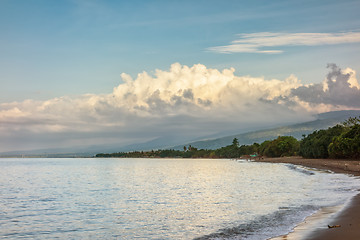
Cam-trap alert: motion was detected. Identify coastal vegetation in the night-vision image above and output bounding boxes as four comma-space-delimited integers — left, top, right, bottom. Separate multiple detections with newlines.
96, 117, 360, 159
95, 136, 300, 159
300, 117, 360, 159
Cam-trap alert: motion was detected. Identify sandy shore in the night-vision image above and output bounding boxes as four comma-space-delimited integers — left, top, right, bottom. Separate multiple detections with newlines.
256, 156, 360, 176
256, 157, 360, 240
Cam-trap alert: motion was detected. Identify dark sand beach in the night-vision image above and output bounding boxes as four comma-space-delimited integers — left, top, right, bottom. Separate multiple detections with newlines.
256, 157, 360, 240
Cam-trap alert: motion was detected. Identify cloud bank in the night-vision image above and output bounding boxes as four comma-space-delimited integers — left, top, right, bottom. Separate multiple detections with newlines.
287, 63, 360, 111
208, 32, 360, 54
0, 63, 359, 152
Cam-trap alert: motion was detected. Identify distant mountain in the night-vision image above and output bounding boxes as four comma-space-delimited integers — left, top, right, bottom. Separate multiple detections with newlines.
171, 110, 360, 150
106, 135, 194, 153
316, 110, 360, 120
0, 145, 101, 158
1, 110, 359, 157
0, 136, 193, 158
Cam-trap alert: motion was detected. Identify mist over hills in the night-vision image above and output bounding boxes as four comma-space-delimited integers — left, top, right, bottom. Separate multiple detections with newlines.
171, 110, 360, 150
1, 110, 359, 157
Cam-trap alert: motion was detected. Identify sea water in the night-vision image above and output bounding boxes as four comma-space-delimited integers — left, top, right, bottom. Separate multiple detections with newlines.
0, 158, 359, 239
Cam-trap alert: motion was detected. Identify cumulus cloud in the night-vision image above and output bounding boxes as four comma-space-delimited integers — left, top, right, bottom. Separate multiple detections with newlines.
0, 63, 359, 152
208, 32, 360, 54
289, 63, 360, 109
111, 63, 302, 115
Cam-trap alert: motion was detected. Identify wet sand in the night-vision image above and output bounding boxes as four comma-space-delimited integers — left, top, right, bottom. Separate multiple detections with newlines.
256, 156, 360, 176
256, 157, 360, 240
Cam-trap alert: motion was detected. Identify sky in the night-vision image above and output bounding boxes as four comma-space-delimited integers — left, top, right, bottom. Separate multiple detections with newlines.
1, 0, 360, 152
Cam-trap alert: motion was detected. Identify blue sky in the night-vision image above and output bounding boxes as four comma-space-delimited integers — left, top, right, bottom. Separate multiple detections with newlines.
1, 0, 359, 101
1, 0, 360, 152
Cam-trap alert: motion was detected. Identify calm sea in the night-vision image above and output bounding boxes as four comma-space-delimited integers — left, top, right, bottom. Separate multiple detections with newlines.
0, 158, 359, 239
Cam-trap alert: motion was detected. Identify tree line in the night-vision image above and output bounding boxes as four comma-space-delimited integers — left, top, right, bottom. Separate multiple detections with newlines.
300, 117, 360, 159
96, 117, 360, 159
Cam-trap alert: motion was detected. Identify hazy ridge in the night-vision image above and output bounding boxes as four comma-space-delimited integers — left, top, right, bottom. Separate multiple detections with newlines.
171, 110, 360, 150
1, 110, 359, 157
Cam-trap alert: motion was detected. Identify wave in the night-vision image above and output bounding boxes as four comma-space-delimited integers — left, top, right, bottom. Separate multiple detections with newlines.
194, 204, 318, 240
284, 164, 316, 176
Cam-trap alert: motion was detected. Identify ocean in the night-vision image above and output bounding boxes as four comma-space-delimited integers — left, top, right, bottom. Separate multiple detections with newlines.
0, 158, 359, 239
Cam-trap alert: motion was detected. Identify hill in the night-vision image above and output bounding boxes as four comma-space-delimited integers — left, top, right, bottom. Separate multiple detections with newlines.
1, 110, 359, 157
171, 110, 360, 150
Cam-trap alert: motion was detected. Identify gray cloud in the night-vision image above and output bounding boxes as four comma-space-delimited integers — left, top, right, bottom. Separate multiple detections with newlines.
197, 98, 212, 107
182, 89, 194, 100
291, 64, 360, 108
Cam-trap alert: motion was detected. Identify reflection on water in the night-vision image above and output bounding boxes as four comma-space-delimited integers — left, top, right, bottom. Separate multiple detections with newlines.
0, 158, 359, 239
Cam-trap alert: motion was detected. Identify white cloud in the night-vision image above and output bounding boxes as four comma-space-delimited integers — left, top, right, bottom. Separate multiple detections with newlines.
0, 63, 359, 152
208, 32, 360, 54
110, 63, 303, 116
343, 67, 360, 89
288, 63, 360, 109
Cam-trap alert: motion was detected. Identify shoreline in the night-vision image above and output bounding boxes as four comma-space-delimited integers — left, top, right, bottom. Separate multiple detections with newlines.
256, 157, 360, 240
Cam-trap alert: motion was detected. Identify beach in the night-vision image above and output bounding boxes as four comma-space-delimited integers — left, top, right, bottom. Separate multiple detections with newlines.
256, 157, 360, 240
